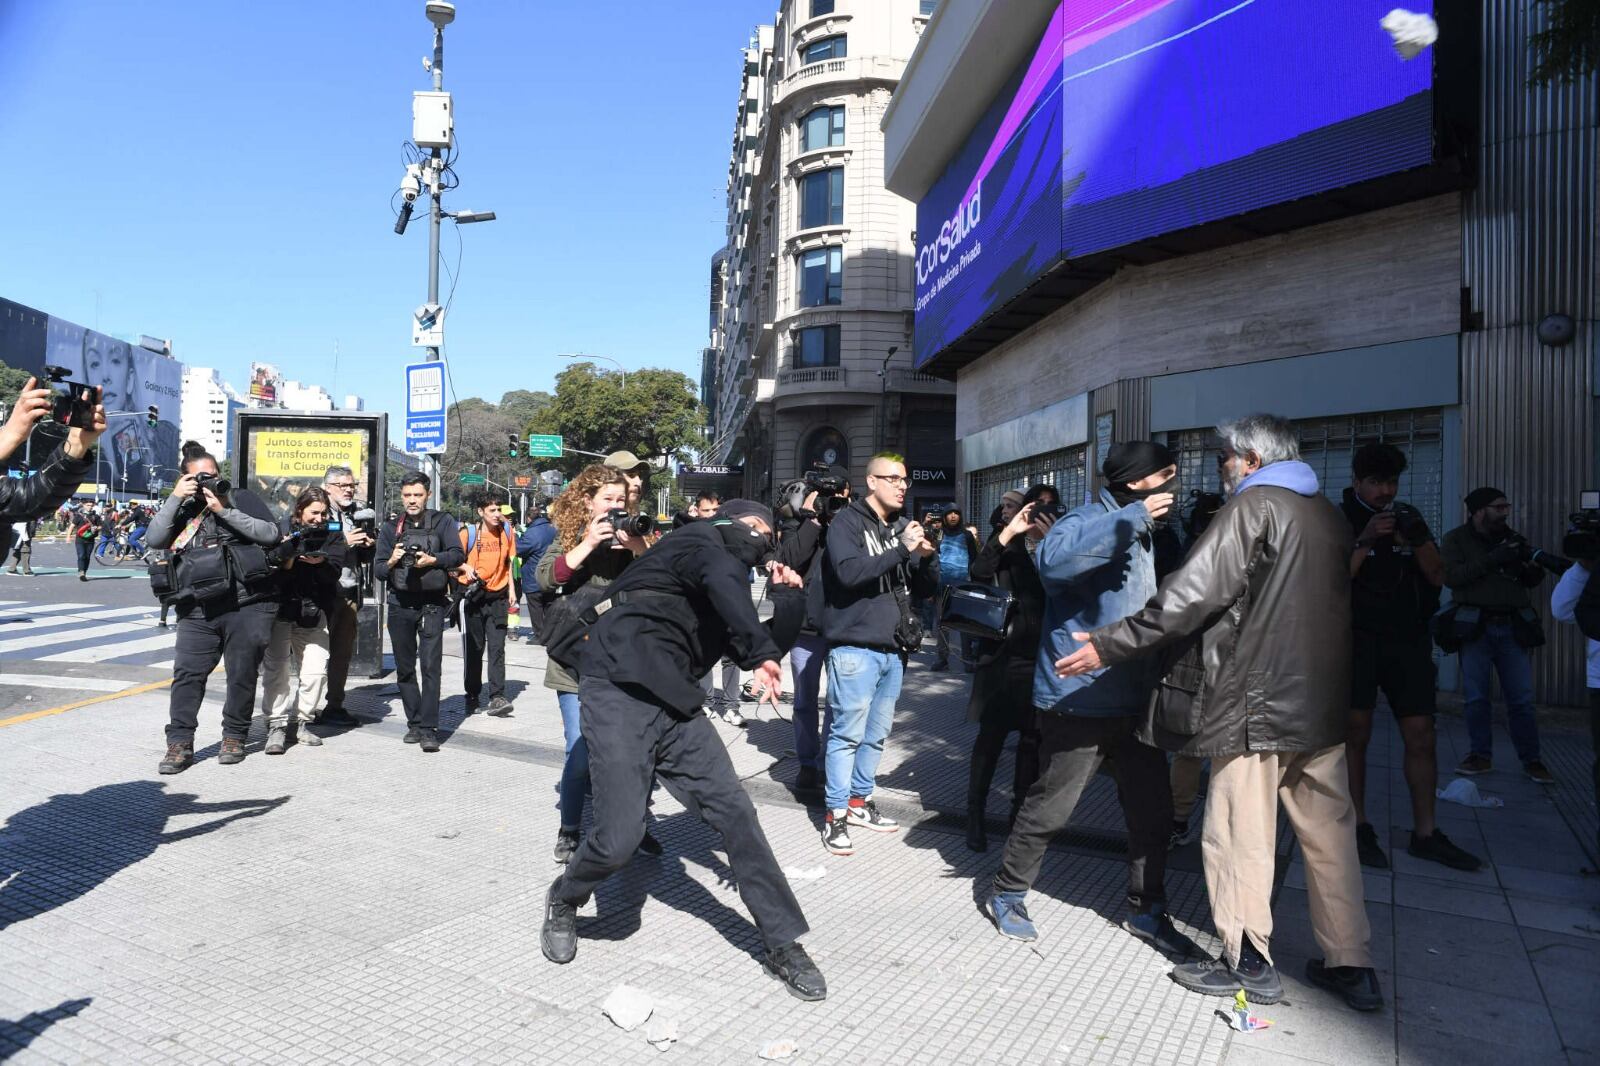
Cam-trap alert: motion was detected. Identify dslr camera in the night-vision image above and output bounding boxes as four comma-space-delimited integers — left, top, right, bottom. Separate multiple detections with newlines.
40, 365, 98, 430
193, 471, 232, 496
606, 508, 656, 542
1563, 491, 1600, 561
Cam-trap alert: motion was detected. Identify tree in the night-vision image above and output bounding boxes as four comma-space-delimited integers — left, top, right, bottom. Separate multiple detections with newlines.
531, 363, 704, 478
1530, 0, 1599, 85
438, 396, 531, 513
0, 361, 33, 413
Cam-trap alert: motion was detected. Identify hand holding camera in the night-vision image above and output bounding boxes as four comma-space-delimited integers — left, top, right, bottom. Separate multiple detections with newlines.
1357, 509, 1397, 547
1390, 502, 1433, 545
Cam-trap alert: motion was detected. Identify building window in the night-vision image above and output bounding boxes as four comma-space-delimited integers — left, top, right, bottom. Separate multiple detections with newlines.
801, 35, 847, 65
919, 0, 938, 15
795, 324, 841, 368
799, 246, 843, 306
800, 105, 845, 151
800, 167, 844, 228
968, 447, 1089, 529
810, 0, 835, 16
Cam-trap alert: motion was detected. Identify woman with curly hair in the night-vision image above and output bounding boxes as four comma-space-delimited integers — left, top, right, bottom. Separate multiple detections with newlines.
535, 463, 658, 863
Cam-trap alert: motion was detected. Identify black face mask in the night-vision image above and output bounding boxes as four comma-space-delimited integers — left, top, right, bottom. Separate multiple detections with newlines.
1110, 475, 1180, 512
715, 520, 774, 569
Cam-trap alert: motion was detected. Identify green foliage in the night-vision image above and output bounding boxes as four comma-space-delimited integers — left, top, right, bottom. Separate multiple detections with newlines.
0, 361, 33, 412
530, 363, 704, 478
1530, 0, 1599, 85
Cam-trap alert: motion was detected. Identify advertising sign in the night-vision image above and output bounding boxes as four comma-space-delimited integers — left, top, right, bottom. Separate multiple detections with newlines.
249, 362, 282, 406
914, 0, 1438, 367
404, 360, 447, 454
253, 428, 367, 483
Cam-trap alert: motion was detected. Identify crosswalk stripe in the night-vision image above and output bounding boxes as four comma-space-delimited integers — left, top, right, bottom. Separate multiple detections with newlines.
0, 604, 156, 630
0, 616, 172, 657
40, 631, 178, 663
0, 674, 140, 693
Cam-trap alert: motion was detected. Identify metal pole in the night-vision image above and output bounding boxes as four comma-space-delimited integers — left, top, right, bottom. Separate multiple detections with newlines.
425, 21, 445, 511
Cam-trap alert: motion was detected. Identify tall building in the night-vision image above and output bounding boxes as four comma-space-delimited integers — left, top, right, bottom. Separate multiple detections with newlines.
708, 1, 956, 512
179, 367, 244, 461
278, 379, 336, 411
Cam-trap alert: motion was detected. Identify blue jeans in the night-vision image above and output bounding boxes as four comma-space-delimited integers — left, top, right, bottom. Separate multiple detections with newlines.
790, 633, 833, 769
1460, 622, 1540, 763
557, 691, 589, 829
824, 646, 903, 811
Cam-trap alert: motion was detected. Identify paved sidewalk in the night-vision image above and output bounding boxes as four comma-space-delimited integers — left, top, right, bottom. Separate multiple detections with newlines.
0, 624, 1595, 1064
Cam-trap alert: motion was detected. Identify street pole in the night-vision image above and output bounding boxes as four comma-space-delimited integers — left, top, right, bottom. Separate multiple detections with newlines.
425, 17, 446, 512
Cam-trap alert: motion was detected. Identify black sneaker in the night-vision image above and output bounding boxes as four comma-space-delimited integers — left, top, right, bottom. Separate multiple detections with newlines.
541, 883, 578, 964
821, 813, 854, 856
1456, 754, 1491, 775
158, 742, 194, 775
636, 831, 664, 856
1305, 958, 1384, 1011
1123, 909, 1202, 960
1170, 958, 1283, 1004
762, 942, 827, 1001
403, 728, 421, 744
846, 798, 899, 833
485, 695, 513, 717
417, 728, 441, 753
1523, 760, 1555, 784
463, 695, 480, 715
322, 706, 358, 726
1356, 822, 1390, 869
1408, 829, 1482, 871
553, 828, 580, 864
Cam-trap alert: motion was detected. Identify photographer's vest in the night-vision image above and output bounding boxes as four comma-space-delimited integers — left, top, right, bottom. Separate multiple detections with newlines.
390, 513, 449, 599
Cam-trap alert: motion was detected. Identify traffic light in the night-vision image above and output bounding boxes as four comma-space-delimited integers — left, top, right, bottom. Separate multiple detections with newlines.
507, 433, 521, 458
146, 405, 159, 428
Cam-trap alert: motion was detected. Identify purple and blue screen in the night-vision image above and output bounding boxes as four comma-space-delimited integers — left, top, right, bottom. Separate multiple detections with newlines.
913, 0, 1436, 368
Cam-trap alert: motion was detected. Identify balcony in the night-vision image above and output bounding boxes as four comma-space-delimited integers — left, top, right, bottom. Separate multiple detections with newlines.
770, 56, 903, 110
884, 368, 956, 394
777, 366, 850, 388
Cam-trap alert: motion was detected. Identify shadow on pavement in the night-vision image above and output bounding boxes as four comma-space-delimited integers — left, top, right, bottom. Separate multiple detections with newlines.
0, 782, 288, 930
0, 997, 91, 1063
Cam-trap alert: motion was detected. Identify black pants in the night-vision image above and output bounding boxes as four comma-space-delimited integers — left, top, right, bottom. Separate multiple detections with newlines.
968, 658, 1041, 816
388, 599, 446, 729
462, 594, 508, 701
522, 593, 546, 644
166, 600, 276, 743
74, 537, 94, 573
556, 676, 810, 951
994, 713, 1172, 912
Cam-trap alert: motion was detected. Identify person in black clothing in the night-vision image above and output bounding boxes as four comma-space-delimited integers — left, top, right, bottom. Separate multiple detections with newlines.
540, 500, 828, 1002
963, 486, 1057, 851
146, 445, 282, 773
1340, 443, 1481, 871
0, 378, 102, 540
373, 472, 465, 752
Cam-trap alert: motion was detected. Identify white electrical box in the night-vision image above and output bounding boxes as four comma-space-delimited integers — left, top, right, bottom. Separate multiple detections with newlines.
412, 91, 453, 149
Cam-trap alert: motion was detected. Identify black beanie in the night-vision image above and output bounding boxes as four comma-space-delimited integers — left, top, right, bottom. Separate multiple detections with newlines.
1464, 487, 1505, 513
1102, 441, 1175, 486
718, 498, 775, 528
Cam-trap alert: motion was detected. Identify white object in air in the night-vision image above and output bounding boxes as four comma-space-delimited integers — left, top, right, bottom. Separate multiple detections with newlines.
1437, 778, 1504, 809
1381, 9, 1438, 60
600, 985, 654, 1032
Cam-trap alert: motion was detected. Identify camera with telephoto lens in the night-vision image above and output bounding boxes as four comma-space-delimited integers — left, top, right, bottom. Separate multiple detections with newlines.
1500, 534, 1571, 576
605, 508, 656, 542
193, 471, 232, 497
40, 365, 98, 430
1563, 492, 1600, 561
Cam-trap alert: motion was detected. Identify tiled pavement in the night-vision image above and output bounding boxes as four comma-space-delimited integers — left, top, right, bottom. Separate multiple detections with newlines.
0, 620, 1595, 1064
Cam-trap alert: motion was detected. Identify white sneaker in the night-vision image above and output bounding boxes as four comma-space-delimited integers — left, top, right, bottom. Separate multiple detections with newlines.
821, 812, 854, 855
720, 707, 748, 728
846, 799, 899, 833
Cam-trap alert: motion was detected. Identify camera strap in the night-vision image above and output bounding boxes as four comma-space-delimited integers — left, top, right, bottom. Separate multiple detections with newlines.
171, 512, 207, 552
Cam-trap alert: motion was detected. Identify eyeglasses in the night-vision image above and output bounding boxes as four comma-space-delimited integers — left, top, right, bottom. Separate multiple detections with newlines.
327, 482, 356, 490
869, 473, 907, 486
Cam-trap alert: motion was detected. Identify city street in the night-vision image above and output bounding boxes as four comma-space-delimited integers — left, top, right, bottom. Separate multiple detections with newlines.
1, 540, 1596, 1065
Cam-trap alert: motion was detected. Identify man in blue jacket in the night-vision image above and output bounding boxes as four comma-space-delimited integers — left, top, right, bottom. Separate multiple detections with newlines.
986, 442, 1198, 959
516, 501, 556, 643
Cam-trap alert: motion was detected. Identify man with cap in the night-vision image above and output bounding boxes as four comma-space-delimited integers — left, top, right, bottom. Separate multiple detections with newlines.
1440, 487, 1555, 782
985, 441, 1199, 960
540, 498, 829, 1002
603, 450, 651, 511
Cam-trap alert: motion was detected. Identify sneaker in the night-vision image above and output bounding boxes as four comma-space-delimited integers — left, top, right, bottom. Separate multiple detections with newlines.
1170, 958, 1283, 1004
78, 573, 88, 581
1123, 908, 1202, 960
5, 567, 15, 574
463, 695, 480, 715
217, 738, 247, 766
20, 569, 31, 576
1524, 760, 1555, 784
264, 727, 289, 756
485, 695, 513, 717
1305, 958, 1384, 1012
636, 831, 664, 856
158, 742, 194, 775
1456, 754, 1492, 775
1408, 828, 1482, 871
553, 828, 580, 864
403, 728, 421, 744
1167, 818, 1190, 851
794, 765, 821, 795
846, 797, 898, 833
417, 728, 441, 753
297, 720, 323, 746
540, 882, 578, 964
322, 705, 358, 726
720, 707, 748, 728
762, 942, 827, 1001
821, 812, 854, 856
986, 891, 1038, 941
156, 621, 169, 629
1355, 822, 1390, 869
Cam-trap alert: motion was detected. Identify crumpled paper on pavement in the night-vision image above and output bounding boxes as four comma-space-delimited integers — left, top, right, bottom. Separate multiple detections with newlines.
1381, 8, 1438, 60
1437, 778, 1504, 809
644, 1014, 678, 1052
759, 1038, 801, 1060
782, 866, 827, 881
601, 985, 654, 1032
1217, 990, 1273, 1033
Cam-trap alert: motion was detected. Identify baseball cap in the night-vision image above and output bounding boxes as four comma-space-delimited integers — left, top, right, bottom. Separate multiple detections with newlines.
604, 450, 649, 473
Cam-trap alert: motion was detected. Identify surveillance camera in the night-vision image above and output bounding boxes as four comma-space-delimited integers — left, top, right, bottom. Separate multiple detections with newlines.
400, 164, 422, 204
425, 1, 455, 29
422, 55, 433, 73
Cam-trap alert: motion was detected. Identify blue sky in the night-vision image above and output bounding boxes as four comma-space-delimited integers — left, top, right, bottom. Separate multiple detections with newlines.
1, 0, 773, 436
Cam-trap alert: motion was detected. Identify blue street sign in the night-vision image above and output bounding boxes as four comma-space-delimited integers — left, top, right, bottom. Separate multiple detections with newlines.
405, 360, 447, 455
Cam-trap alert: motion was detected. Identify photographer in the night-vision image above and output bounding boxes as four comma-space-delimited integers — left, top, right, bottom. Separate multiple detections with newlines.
455, 489, 516, 715
374, 472, 465, 754
1440, 488, 1555, 783
147, 445, 281, 774
1549, 551, 1600, 853
260, 486, 346, 754
320, 465, 375, 724
540, 499, 827, 1003
0, 377, 103, 541
535, 464, 654, 863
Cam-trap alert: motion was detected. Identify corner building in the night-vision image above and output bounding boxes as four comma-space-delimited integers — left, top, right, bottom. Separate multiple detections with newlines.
708, 0, 957, 513
883, 1, 1597, 703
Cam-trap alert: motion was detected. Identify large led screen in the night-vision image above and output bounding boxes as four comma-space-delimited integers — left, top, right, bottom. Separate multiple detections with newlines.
914, 0, 1438, 368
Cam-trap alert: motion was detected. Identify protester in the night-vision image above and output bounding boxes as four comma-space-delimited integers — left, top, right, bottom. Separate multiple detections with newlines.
321, 465, 375, 725
1340, 444, 1480, 871
373, 472, 464, 753
1549, 557, 1600, 854
1056, 415, 1382, 1012
817, 452, 935, 855
456, 489, 516, 715
986, 443, 1198, 963
539, 499, 828, 1002
535, 464, 657, 863
1440, 488, 1555, 782
260, 486, 345, 754
929, 505, 980, 671
962, 487, 1050, 851
147, 444, 281, 773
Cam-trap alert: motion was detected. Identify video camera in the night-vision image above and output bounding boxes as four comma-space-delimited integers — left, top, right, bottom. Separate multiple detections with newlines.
40, 365, 99, 430
606, 508, 656, 541
803, 468, 850, 522
1563, 491, 1600, 561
